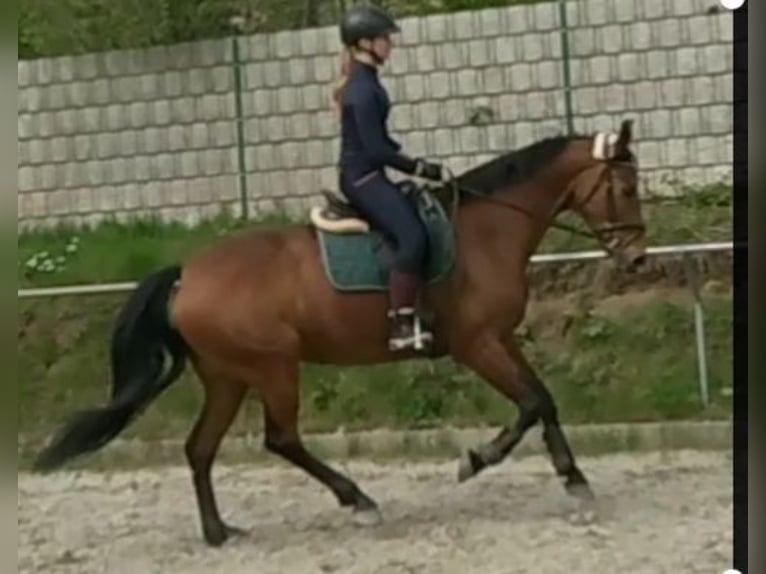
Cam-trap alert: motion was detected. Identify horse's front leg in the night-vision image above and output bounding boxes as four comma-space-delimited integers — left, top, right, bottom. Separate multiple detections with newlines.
502, 337, 594, 501
453, 332, 547, 481
453, 332, 594, 501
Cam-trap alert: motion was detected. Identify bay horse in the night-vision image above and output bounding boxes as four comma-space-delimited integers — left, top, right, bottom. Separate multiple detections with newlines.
33, 119, 647, 547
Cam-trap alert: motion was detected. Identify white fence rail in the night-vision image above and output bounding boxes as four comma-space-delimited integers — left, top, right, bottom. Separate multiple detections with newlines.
17, 241, 733, 406
17, 241, 732, 299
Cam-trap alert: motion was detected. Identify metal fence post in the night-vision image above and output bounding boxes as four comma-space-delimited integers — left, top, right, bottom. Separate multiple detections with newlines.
230, 21, 249, 221
557, 0, 575, 136
683, 254, 710, 407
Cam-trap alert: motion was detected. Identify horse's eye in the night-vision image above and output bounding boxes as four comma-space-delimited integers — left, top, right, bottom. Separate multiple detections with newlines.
622, 184, 637, 197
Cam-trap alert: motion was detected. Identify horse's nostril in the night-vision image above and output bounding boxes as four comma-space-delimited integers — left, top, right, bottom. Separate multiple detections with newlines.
632, 255, 647, 267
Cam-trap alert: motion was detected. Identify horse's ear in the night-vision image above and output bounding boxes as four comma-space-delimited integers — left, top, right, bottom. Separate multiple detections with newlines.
614, 119, 633, 153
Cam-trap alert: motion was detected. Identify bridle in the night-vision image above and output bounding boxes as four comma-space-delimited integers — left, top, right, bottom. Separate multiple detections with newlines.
562, 160, 647, 239
438, 157, 646, 247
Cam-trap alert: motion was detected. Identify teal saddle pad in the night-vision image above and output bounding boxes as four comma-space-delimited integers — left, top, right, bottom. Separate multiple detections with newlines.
316, 191, 456, 292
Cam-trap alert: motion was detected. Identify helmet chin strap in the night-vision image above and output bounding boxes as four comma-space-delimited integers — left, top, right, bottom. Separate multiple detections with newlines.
356, 43, 384, 65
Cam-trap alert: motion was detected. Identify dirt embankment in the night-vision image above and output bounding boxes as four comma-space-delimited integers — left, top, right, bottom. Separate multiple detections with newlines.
527, 251, 731, 299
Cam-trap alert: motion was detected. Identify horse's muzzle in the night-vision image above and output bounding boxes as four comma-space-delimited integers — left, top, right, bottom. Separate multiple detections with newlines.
620, 248, 647, 273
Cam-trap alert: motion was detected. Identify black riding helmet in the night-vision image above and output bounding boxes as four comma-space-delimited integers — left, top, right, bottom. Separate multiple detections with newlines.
340, 5, 400, 47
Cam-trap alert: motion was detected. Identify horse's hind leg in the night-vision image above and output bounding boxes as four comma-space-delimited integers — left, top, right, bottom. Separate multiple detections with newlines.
255, 358, 382, 526
185, 361, 248, 547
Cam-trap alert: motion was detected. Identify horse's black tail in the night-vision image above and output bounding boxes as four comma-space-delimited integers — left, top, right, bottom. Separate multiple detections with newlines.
33, 265, 189, 472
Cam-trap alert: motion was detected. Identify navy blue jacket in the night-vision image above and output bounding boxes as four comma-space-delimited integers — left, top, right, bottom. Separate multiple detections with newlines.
338, 60, 418, 177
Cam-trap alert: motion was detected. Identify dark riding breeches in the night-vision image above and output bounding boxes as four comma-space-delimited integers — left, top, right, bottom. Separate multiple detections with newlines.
338, 170, 428, 274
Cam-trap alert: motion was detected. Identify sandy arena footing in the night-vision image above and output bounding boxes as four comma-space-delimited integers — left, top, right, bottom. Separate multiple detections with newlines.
18, 450, 733, 574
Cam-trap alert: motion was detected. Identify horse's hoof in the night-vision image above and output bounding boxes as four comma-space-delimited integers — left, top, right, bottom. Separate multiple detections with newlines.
352, 506, 383, 527
457, 449, 481, 483
567, 499, 599, 525
565, 481, 598, 525
225, 524, 250, 538
204, 530, 229, 547
204, 523, 247, 547
566, 480, 595, 502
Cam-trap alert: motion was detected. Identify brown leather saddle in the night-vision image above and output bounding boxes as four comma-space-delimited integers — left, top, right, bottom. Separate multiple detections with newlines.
310, 182, 420, 235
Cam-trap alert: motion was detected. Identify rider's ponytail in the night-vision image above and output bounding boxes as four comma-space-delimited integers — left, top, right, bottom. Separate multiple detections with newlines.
331, 47, 353, 116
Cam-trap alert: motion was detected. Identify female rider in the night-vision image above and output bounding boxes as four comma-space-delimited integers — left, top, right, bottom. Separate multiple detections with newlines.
332, 5, 446, 352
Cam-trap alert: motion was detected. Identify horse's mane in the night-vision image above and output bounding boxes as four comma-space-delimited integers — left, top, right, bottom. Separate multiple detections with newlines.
453, 133, 590, 197
451, 129, 638, 199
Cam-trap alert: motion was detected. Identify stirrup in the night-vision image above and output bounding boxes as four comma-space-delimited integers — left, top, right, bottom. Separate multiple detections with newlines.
388, 309, 433, 351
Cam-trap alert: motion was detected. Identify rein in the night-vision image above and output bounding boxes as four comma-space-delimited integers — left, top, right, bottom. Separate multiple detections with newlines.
436, 160, 645, 244
450, 180, 597, 239
436, 167, 596, 240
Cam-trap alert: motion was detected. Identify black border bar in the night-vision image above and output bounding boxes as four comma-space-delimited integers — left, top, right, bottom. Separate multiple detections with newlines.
733, 2, 747, 573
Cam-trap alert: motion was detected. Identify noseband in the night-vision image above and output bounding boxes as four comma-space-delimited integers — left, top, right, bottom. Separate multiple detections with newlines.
567, 160, 647, 240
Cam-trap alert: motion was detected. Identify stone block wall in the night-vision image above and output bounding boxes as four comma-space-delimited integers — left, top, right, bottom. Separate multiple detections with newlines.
17, 0, 733, 229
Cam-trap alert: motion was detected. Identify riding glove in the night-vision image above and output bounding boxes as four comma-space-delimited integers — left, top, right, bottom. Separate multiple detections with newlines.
416, 159, 444, 182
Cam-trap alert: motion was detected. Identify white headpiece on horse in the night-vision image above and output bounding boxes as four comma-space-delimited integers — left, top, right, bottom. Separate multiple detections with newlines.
592, 132, 619, 161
